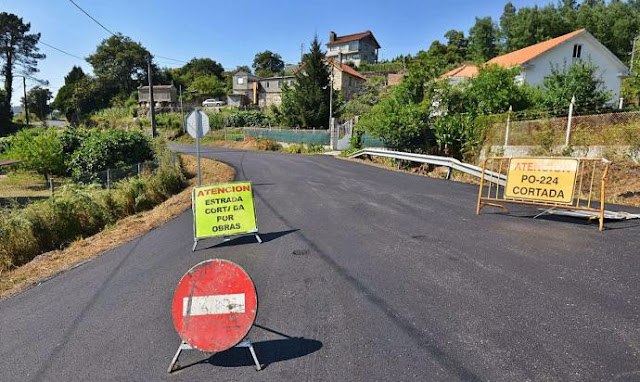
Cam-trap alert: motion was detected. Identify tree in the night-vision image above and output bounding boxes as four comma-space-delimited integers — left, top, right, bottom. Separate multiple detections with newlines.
0, 89, 10, 135
52, 66, 113, 125
357, 72, 430, 151
186, 75, 226, 101
281, 37, 331, 128
541, 61, 612, 113
252, 50, 284, 78
180, 58, 225, 82
462, 64, 532, 114
234, 65, 251, 73
86, 34, 150, 101
23, 86, 52, 121
0, 12, 45, 123
468, 17, 499, 63
443, 30, 469, 64
500, 2, 517, 51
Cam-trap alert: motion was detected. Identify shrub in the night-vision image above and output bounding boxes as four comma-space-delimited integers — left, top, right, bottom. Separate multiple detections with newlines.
69, 129, 154, 182
227, 110, 271, 127
255, 138, 282, 151
2, 127, 65, 178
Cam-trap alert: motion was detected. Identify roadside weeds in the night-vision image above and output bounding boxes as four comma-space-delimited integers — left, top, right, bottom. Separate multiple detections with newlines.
0, 155, 234, 300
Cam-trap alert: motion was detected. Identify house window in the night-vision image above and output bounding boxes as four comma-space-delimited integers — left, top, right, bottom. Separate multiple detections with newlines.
348, 41, 359, 52
237, 77, 244, 84
265, 81, 269, 88
572, 44, 582, 59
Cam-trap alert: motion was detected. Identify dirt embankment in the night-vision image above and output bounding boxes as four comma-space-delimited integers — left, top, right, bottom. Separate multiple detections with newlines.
0, 156, 234, 299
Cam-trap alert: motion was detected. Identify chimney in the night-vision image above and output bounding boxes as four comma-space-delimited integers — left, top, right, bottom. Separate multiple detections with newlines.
329, 31, 336, 42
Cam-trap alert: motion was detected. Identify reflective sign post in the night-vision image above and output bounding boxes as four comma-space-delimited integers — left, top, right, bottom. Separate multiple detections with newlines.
186, 110, 210, 186
168, 259, 261, 373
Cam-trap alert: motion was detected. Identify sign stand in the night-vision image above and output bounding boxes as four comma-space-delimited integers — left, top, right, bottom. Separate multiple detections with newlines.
167, 337, 262, 373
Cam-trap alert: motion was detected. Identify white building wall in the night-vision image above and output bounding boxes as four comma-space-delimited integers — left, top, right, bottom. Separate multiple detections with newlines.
523, 34, 627, 103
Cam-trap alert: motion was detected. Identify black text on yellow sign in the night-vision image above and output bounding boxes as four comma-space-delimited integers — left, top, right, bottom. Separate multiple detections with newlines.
504, 158, 579, 204
192, 182, 258, 239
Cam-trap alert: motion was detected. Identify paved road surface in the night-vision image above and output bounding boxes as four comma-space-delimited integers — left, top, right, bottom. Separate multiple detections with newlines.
1, 145, 639, 381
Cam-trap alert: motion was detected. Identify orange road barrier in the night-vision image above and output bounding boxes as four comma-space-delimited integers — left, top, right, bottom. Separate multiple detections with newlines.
476, 157, 611, 231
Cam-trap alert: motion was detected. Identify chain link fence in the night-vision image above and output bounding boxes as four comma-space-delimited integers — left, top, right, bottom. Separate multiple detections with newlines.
482, 110, 640, 154
0, 158, 170, 207
244, 127, 331, 145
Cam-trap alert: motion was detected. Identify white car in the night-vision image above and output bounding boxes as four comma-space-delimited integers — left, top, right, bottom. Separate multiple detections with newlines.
202, 98, 226, 107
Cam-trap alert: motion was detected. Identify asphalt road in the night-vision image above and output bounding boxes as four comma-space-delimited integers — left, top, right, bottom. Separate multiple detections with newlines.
1, 145, 640, 381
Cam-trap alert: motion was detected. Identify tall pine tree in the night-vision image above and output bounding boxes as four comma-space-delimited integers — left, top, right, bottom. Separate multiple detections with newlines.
0, 12, 44, 132
281, 36, 331, 128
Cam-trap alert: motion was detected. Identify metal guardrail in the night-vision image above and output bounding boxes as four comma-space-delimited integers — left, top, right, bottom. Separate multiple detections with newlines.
349, 148, 507, 185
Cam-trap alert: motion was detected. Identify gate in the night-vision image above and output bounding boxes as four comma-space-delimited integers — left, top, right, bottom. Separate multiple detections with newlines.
333, 117, 356, 150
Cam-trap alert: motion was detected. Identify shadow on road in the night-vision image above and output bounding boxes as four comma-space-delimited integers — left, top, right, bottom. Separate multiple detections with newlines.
208, 337, 323, 369
203, 229, 299, 249
174, 324, 322, 371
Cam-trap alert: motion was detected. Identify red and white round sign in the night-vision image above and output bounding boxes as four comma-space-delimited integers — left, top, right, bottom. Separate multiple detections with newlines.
171, 259, 258, 353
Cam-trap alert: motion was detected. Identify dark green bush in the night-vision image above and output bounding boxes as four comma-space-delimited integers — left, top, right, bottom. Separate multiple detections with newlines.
227, 110, 271, 127
69, 129, 154, 182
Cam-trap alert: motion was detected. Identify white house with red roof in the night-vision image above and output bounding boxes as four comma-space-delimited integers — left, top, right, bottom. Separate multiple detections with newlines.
439, 29, 629, 103
326, 30, 381, 67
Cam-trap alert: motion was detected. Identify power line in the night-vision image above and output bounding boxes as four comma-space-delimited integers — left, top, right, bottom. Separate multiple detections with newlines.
40, 40, 84, 61
67, 0, 188, 66
156, 55, 188, 64
68, 0, 116, 36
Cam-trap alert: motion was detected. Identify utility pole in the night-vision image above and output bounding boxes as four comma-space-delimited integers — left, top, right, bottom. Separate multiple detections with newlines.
329, 60, 334, 133
179, 84, 185, 134
147, 56, 157, 138
22, 76, 30, 126
630, 34, 639, 75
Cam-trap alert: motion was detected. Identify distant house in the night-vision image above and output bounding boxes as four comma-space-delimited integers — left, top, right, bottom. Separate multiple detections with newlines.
230, 71, 295, 108
230, 61, 367, 108
439, 29, 629, 103
138, 85, 178, 113
326, 30, 380, 67
326, 59, 367, 100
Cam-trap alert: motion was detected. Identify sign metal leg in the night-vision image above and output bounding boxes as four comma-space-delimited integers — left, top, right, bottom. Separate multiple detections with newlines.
167, 338, 261, 373
168, 341, 192, 373
192, 239, 198, 252
255, 234, 262, 244
236, 338, 262, 371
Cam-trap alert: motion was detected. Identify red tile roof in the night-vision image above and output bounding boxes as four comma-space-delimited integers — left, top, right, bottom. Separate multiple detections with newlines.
326, 59, 367, 80
295, 59, 368, 81
487, 29, 586, 67
327, 30, 381, 49
438, 64, 479, 79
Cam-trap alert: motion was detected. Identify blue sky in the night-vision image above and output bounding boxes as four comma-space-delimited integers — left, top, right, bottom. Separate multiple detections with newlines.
2, 0, 547, 105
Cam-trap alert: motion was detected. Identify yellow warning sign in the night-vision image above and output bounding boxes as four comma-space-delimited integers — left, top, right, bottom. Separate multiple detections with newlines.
192, 182, 258, 239
504, 157, 579, 204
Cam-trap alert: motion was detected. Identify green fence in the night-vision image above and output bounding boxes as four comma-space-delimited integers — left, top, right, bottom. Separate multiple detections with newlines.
244, 128, 330, 145
362, 134, 386, 148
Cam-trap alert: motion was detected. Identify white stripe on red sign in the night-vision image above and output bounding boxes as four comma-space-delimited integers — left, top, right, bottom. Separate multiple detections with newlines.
183, 293, 246, 316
